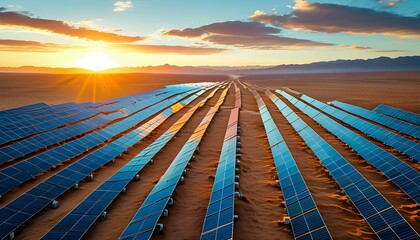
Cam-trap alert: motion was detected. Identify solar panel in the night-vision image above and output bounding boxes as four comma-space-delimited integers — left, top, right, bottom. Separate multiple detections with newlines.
119, 87, 228, 240
0, 83, 218, 240
0, 89, 176, 162
331, 101, 419, 139
41, 86, 221, 240
248, 89, 332, 240
0, 112, 119, 163
233, 82, 241, 108
0, 87, 174, 146
294, 94, 420, 162
374, 104, 420, 126
280, 91, 420, 205
0, 85, 205, 197
0, 103, 49, 117
201, 106, 239, 240
267, 90, 419, 240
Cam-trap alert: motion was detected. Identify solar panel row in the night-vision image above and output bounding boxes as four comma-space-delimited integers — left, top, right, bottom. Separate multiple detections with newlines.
0, 103, 49, 117
374, 104, 420, 126
294, 93, 420, 162
0, 103, 86, 145
267, 90, 419, 240
331, 101, 420, 139
0, 102, 78, 123
0, 86, 203, 197
250, 89, 332, 240
201, 93, 240, 240
0, 87, 172, 146
41, 85, 221, 240
233, 82, 241, 108
0, 112, 122, 163
119, 87, 229, 240
0, 83, 217, 240
289, 92, 420, 204
0, 88, 175, 163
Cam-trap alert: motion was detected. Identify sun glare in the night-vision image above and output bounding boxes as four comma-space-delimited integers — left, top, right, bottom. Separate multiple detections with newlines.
77, 51, 116, 72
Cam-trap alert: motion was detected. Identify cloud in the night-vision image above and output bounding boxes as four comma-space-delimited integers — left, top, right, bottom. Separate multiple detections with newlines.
115, 44, 225, 55
0, 10, 143, 42
164, 21, 281, 38
113, 1, 133, 12
250, 0, 420, 37
372, 49, 404, 52
0, 39, 225, 55
0, 39, 68, 52
163, 20, 333, 49
343, 45, 373, 51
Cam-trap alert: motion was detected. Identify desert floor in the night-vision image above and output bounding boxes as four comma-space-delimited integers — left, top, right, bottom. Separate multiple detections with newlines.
0, 71, 419, 240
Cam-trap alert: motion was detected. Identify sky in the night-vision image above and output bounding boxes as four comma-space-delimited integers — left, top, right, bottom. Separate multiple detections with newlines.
0, 0, 419, 69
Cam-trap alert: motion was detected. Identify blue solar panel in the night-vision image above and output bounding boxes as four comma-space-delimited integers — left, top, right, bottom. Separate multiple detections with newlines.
249, 89, 332, 240
0, 88, 173, 146
296, 94, 420, 162
0, 103, 49, 117
331, 101, 419, 139
0, 112, 119, 163
374, 104, 420, 126
0, 89, 179, 163
0, 83, 217, 240
201, 106, 239, 240
267, 90, 419, 240
41, 86, 220, 240
0, 86, 202, 197
281, 92, 420, 204
119, 87, 228, 240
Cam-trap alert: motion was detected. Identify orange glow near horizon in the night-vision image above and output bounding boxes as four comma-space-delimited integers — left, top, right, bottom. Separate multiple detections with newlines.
77, 51, 117, 72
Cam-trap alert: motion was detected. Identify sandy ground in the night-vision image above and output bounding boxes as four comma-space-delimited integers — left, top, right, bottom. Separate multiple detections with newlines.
0, 71, 419, 240
243, 71, 420, 112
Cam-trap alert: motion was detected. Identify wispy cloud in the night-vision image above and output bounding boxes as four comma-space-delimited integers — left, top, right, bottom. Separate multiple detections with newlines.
0, 39, 225, 55
113, 1, 133, 12
250, 0, 420, 38
115, 44, 225, 55
0, 39, 68, 52
0, 9, 143, 42
163, 20, 333, 50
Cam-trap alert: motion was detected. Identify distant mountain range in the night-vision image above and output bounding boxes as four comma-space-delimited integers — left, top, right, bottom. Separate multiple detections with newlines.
1, 56, 419, 75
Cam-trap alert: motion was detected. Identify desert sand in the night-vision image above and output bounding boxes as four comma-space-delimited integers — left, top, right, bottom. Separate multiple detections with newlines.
0, 71, 419, 240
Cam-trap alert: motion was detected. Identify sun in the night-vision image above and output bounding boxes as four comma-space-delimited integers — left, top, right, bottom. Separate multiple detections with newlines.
77, 51, 116, 72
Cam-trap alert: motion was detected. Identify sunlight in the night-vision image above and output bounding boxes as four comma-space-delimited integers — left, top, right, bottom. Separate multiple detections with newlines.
77, 51, 116, 72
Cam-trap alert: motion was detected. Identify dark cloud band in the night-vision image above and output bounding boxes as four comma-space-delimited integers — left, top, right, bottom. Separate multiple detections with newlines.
250, 0, 420, 37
